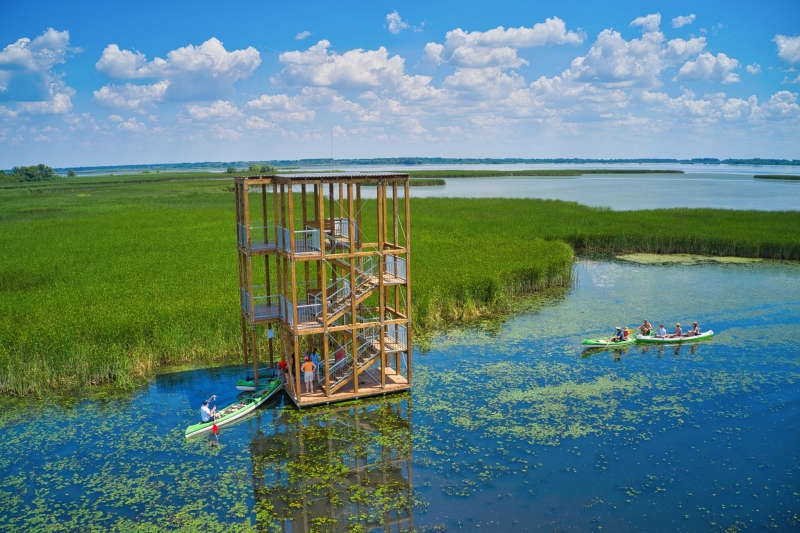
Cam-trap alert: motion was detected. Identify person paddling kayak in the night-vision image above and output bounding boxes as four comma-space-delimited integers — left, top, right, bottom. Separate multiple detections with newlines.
200, 395, 219, 422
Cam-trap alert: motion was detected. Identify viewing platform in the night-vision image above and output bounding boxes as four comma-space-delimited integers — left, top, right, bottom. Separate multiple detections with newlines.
234, 173, 412, 408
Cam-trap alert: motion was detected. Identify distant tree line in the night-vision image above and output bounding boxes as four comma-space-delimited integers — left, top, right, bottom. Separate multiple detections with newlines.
0, 164, 64, 183
226, 164, 276, 174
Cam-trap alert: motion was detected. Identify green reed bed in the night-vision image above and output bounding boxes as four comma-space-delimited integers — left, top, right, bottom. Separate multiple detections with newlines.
1, 177, 798, 395
427, 197, 800, 258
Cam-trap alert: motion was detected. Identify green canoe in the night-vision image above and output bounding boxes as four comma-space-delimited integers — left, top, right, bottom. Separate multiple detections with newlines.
635, 330, 714, 344
185, 379, 283, 439
581, 337, 635, 347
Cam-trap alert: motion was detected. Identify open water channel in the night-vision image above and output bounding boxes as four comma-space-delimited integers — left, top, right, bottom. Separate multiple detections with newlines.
353, 164, 800, 211
2, 257, 799, 531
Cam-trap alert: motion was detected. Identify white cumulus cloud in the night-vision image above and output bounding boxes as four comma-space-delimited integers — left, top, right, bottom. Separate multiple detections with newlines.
746, 63, 761, 75
185, 100, 241, 120
244, 116, 276, 130
564, 24, 706, 89
0, 28, 70, 72
93, 81, 169, 109
16, 85, 74, 114
0, 28, 77, 115
674, 52, 740, 84
386, 11, 410, 35
278, 40, 406, 89
94, 38, 260, 108
760, 90, 800, 119
96, 38, 260, 80
424, 17, 584, 68
117, 117, 147, 132
774, 34, 800, 65
672, 14, 696, 28
630, 13, 661, 33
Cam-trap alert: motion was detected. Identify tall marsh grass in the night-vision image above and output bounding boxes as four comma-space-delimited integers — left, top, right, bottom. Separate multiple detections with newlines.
1, 175, 798, 395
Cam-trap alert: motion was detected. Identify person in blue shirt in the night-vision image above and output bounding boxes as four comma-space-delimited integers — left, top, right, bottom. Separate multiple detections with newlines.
310, 349, 321, 382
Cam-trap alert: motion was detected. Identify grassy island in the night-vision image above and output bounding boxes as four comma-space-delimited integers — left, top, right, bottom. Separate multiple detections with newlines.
1, 173, 798, 395
753, 174, 800, 180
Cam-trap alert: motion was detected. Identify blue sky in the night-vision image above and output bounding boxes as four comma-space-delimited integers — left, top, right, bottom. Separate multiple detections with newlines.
1, 0, 799, 167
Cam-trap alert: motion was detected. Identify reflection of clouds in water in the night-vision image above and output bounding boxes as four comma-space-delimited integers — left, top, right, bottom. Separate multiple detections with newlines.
583, 260, 625, 288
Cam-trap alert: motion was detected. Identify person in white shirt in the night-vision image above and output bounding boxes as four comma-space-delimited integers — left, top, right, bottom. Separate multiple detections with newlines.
658, 324, 667, 338
200, 395, 218, 422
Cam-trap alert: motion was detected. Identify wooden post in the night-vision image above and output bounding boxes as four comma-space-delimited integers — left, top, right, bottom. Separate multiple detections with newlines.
356, 184, 362, 250
261, 183, 268, 247
347, 183, 359, 393
250, 325, 259, 386
240, 313, 249, 370
293, 335, 301, 402
404, 178, 412, 383
268, 329, 274, 367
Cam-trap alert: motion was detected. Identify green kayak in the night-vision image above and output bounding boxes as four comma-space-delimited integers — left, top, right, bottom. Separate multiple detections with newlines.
581, 337, 635, 347
635, 330, 714, 344
236, 367, 280, 391
185, 379, 283, 439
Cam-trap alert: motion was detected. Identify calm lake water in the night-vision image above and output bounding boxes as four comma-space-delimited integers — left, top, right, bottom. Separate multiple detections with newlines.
2, 258, 799, 531
403, 173, 800, 211
344, 162, 800, 211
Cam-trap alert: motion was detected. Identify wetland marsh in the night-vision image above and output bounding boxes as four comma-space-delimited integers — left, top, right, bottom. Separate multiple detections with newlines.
1, 169, 799, 530
1, 258, 798, 531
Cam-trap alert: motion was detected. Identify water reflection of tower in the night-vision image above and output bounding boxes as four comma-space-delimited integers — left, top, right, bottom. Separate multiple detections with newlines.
248, 395, 414, 532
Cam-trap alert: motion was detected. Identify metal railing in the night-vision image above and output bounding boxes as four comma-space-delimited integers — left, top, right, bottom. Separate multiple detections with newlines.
384, 255, 407, 281
385, 323, 408, 349
241, 285, 280, 320
314, 278, 351, 318
277, 227, 321, 254
238, 224, 277, 249
279, 296, 321, 327
321, 218, 360, 252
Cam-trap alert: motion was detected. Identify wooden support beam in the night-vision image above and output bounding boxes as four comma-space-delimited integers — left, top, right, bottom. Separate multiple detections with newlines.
404, 179, 412, 384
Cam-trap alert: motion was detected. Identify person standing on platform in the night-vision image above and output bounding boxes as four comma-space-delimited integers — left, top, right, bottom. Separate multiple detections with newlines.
301, 356, 316, 395
310, 348, 321, 382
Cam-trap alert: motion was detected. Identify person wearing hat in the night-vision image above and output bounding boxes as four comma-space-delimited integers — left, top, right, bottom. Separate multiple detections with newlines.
670, 323, 683, 338
200, 395, 219, 422
611, 326, 624, 342
687, 321, 700, 336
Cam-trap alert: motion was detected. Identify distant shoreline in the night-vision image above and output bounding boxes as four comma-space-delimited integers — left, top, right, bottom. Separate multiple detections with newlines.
50, 157, 800, 175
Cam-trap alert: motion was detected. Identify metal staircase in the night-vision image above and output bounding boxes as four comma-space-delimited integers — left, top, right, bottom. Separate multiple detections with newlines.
312, 256, 380, 326
324, 326, 383, 395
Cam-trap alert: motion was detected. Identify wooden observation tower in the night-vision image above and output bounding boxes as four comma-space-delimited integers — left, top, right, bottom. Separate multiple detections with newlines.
234, 173, 412, 407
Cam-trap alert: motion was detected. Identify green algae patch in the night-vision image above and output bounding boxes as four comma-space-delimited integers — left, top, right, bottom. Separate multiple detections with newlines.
616, 253, 764, 265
